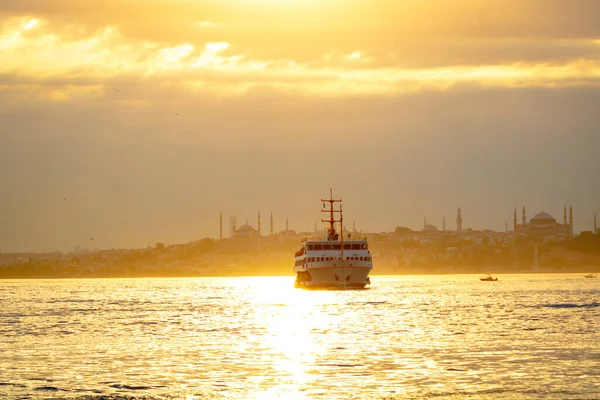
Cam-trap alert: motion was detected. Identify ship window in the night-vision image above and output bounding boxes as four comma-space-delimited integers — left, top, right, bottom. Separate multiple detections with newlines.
322, 244, 332, 250
351, 244, 360, 250
307, 245, 313, 250
313, 245, 322, 251
332, 244, 341, 250
360, 257, 364, 261
343, 244, 351, 250
362, 244, 368, 249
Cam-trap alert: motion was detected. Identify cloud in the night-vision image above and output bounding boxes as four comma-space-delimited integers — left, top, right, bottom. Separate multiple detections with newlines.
2, 1, 600, 61
3, 0, 600, 38
2, 15, 600, 102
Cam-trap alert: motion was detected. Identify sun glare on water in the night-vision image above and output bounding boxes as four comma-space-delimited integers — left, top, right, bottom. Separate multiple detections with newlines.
228, 277, 338, 399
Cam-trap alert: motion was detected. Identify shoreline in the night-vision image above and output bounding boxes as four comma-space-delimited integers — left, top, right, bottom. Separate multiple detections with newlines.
0, 270, 598, 280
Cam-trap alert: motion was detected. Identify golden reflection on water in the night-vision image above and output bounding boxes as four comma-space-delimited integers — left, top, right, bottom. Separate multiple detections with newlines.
1, 275, 598, 399
239, 278, 333, 399
222, 277, 341, 398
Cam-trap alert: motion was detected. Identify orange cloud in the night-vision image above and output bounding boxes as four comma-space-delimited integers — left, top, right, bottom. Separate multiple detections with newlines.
1, 15, 600, 100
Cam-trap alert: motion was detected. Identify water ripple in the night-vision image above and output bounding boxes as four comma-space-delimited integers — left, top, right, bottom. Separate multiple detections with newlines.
0, 275, 598, 399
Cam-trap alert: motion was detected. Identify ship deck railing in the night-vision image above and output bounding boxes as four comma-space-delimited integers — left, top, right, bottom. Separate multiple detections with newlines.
301, 236, 368, 242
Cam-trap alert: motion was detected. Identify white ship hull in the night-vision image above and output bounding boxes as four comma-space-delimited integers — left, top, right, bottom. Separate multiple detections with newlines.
294, 189, 373, 289
295, 260, 372, 289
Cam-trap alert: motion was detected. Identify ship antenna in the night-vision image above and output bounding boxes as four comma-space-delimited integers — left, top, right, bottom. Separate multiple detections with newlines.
340, 202, 344, 260
329, 188, 334, 230
320, 188, 343, 259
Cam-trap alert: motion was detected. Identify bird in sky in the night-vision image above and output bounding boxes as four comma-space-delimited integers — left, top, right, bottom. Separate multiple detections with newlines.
64, 197, 67, 200
89, 237, 95, 241
174, 112, 179, 116
113, 88, 119, 92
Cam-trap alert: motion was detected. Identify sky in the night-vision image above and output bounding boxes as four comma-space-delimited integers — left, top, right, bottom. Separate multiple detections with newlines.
1, 0, 599, 252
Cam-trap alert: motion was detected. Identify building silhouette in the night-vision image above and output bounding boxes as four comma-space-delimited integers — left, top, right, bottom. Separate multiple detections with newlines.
219, 212, 297, 240
513, 205, 574, 239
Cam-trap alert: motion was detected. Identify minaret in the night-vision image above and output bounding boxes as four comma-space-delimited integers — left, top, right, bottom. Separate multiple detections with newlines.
353, 221, 356, 232
424, 217, 427, 229
257, 212, 261, 236
514, 208, 517, 232
230, 216, 237, 237
505, 221, 508, 233
270, 212, 274, 236
286, 217, 289, 231
443, 216, 446, 232
522, 205, 526, 226
569, 205, 573, 237
219, 212, 223, 240
594, 213, 597, 234
457, 207, 463, 232
563, 204, 568, 237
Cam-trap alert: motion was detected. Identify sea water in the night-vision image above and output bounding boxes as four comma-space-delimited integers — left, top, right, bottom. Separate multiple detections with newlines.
1, 274, 598, 399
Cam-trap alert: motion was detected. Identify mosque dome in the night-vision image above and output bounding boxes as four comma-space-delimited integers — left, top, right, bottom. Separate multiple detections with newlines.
237, 224, 256, 233
423, 224, 439, 232
531, 212, 555, 222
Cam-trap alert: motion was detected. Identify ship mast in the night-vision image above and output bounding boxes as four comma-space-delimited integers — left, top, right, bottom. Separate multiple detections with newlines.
321, 188, 344, 259
340, 202, 344, 260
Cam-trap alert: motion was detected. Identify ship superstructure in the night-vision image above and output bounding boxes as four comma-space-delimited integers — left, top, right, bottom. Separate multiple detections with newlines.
294, 189, 373, 289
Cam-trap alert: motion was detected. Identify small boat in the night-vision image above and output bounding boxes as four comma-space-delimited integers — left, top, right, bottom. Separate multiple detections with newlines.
480, 274, 498, 281
584, 273, 597, 278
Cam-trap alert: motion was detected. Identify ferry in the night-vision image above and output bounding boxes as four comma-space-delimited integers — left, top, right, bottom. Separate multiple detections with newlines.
294, 189, 373, 289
